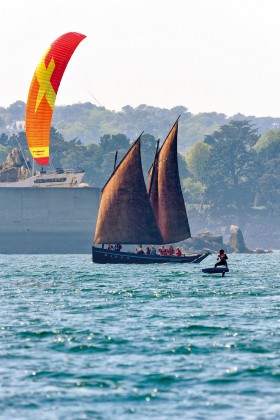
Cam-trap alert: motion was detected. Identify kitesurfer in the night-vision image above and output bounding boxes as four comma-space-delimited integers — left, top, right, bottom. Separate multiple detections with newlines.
215, 249, 228, 267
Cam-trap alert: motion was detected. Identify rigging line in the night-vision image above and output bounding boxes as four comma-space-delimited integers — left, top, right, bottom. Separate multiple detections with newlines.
113, 151, 118, 171
76, 46, 103, 107
87, 90, 103, 107
148, 138, 160, 198
15, 137, 32, 177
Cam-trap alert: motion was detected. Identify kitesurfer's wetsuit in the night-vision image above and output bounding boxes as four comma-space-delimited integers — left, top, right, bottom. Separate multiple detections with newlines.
215, 253, 228, 267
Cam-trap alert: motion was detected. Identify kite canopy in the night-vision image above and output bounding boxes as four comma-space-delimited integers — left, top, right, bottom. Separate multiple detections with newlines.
25, 32, 86, 165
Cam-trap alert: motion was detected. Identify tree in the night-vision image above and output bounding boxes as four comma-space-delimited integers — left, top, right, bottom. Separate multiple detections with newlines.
204, 120, 259, 148
6, 101, 26, 121
253, 130, 280, 214
253, 130, 280, 161
182, 178, 205, 204
256, 158, 280, 215
185, 141, 211, 182
140, 134, 158, 178
0, 133, 9, 146
100, 133, 130, 153
202, 120, 260, 225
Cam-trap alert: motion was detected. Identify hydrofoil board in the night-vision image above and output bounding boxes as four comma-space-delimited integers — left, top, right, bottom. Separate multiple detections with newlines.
202, 267, 229, 276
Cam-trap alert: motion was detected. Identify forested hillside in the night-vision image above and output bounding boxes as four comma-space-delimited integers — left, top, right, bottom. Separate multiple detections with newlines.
0, 101, 279, 248
1, 101, 280, 154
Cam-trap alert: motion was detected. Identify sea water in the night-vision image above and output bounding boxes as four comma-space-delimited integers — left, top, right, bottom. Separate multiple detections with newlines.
0, 252, 280, 419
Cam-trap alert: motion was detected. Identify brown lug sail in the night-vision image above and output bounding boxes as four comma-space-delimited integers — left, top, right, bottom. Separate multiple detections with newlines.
148, 119, 191, 243
94, 137, 164, 245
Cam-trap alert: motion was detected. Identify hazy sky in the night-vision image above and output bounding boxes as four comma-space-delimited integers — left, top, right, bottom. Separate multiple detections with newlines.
2, 0, 280, 117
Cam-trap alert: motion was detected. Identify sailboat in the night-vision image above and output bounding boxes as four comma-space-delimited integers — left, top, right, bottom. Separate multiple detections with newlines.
92, 119, 210, 264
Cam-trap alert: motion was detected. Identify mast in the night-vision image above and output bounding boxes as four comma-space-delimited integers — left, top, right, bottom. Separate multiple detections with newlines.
148, 138, 160, 198
113, 151, 118, 170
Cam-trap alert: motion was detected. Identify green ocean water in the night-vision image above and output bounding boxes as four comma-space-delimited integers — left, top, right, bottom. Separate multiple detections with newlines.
0, 252, 280, 419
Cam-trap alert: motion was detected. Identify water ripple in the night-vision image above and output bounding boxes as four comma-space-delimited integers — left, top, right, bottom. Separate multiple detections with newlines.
0, 252, 280, 419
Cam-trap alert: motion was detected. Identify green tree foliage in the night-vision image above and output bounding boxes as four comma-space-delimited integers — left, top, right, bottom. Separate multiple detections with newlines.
177, 154, 190, 181
253, 130, 280, 214
202, 121, 260, 223
204, 120, 260, 148
0, 133, 9, 147
180, 112, 226, 151
100, 133, 130, 154
182, 177, 205, 204
2, 100, 280, 156
254, 130, 280, 161
140, 134, 158, 177
256, 158, 280, 215
185, 141, 211, 181
6, 101, 26, 121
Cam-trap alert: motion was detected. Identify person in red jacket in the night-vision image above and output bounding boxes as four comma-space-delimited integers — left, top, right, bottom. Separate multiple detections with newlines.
168, 245, 175, 256
175, 247, 182, 257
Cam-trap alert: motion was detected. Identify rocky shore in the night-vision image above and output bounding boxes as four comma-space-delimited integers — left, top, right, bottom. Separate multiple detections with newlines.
182, 225, 273, 254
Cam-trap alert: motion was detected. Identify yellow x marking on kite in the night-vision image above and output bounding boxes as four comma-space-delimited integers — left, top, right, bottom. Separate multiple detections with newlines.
35, 49, 56, 112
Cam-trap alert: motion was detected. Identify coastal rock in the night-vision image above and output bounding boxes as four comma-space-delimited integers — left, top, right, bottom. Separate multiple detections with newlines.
0, 148, 29, 182
228, 225, 253, 253
254, 247, 273, 254
183, 231, 227, 254
3, 148, 25, 168
254, 248, 266, 254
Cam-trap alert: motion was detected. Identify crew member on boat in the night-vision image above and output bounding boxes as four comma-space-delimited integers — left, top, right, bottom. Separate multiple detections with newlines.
175, 247, 182, 257
168, 245, 175, 256
158, 246, 166, 256
150, 245, 157, 255
136, 245, 144, 254
114, 243, 122, 252
146, 246, 151, 255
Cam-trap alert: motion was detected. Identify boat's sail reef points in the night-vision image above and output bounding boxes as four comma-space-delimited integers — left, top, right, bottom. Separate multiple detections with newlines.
92, 119, 209, 264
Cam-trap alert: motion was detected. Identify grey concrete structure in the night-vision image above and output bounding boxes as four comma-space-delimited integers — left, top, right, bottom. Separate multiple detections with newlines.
0, 187, 101, 254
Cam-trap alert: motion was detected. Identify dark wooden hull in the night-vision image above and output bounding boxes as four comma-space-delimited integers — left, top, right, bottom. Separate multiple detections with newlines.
92, 246, 210, 264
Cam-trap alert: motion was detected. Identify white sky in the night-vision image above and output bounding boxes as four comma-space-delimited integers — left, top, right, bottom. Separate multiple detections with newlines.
2, 0, 280, 117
